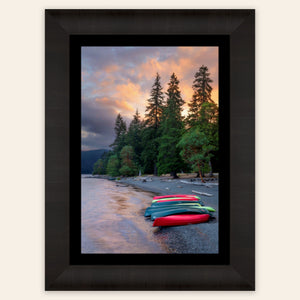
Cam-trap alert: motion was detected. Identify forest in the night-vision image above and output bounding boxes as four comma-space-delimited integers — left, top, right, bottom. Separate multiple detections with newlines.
92, 65, 219, 182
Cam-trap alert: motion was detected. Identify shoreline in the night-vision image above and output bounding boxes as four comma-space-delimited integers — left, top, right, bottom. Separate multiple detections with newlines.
119, 175, 219, 253
82, 174, 219, 210
82, 174, 219, 253
118, 176, 219, 209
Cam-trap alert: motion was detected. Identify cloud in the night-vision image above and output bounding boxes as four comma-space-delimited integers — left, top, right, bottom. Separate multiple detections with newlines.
115, 99, 135, 113
81, 99, 115, 137
81, 131, 113, 151
82, 46, 219, 150
104, 64, 120, 73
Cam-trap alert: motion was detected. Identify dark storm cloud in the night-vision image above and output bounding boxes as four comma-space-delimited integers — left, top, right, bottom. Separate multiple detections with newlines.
81, 100, 115, 149
81, 131, 114, 151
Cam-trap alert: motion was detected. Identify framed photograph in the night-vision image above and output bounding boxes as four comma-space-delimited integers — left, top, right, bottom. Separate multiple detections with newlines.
46, 9, 255, 290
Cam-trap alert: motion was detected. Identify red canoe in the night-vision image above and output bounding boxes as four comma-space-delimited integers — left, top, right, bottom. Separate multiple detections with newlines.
153, 194, 199, 200
153, 214, 210, 227
155, 198, 199, 203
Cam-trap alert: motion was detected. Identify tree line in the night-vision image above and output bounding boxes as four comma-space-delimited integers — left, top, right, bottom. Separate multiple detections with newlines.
93, 65, 219, 182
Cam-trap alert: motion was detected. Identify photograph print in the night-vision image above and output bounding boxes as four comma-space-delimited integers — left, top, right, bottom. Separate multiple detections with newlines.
81, 45, 220, 255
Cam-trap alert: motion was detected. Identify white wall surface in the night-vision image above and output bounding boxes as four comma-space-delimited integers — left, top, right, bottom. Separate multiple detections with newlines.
0, 0, 299, 299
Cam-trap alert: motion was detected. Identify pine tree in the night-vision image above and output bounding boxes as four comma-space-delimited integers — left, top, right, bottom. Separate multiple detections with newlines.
144, 73, 164, 129
187, 65, 214, 127
141, 73, 165, 175
157, 73, 185, 178
110, 113, 127, 154
141, 126, 157, 174
185, 65, 218, 177
126, 109, 143, 168
198, 102, 219, 175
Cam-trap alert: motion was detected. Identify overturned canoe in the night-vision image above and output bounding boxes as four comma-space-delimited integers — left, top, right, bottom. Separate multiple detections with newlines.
151, 207, 211, 221
153, 194, 200, 200
150, 200, 204, 207
153, 197, 200, 203
153, 214, 210, 227
145, 204, 202, 217
144, 204, 215, 217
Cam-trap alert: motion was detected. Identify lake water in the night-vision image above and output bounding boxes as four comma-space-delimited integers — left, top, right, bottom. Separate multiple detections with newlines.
81, 175, 168, 253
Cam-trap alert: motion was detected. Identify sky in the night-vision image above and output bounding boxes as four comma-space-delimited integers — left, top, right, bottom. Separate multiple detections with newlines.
81, 46, 218, 151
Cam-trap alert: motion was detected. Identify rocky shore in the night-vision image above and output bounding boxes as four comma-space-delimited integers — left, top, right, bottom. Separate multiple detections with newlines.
118, 174, 219, 253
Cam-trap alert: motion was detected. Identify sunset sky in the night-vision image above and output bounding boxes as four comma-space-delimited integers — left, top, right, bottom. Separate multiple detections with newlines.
81, 46, 218, 150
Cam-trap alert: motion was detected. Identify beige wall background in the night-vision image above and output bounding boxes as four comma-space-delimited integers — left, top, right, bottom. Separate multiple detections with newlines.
0, 0, 299, 299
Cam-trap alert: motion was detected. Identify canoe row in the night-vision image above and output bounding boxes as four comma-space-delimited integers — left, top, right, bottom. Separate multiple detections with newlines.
145, 194, 215, 227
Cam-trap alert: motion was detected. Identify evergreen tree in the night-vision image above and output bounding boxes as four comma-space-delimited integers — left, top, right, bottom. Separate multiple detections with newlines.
110, 113, 127, 154
185, 65, 219, 176
119, 145, 138, 176
144, 73, 164, 129
126, 109, 143, 169
141, 73, 165, 175
187, 65, 214, 127
157, 73, 185, 178
141, 126, 157, 174
197, 101, 219, 176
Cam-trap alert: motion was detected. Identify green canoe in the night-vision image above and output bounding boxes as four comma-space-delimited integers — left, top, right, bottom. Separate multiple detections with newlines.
150, 207, 212, 221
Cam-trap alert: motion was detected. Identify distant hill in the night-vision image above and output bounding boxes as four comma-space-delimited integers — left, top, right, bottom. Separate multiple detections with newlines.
81, 149, 108, 174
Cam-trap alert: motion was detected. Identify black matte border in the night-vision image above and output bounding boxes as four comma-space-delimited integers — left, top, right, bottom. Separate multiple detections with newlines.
70, 35, 229, 265
46, 9, 255, 290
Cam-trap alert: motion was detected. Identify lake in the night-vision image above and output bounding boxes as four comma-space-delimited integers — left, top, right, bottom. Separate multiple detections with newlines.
81, 175, 218, 254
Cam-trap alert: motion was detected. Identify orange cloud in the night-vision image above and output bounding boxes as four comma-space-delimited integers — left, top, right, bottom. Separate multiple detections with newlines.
115, 99, 135, 112
180, 82, 194, 102
91, 78, 116, 96
95, 97, 110, 103
115, 81, 143, 101
104, 64, 120, 73
211, 89, 219, 104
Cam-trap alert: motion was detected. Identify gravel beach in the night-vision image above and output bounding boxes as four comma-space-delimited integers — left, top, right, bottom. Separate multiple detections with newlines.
119, 174, 219, 253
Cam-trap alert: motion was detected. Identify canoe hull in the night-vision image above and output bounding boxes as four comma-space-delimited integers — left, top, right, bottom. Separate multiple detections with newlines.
155, 198, 199, 203
153, 194, 200, 200
151, 200, 203, 207
151, 208, 210, 221
152, 197, 199, 203
145, 204, 215, 217
153, 214, 210, 227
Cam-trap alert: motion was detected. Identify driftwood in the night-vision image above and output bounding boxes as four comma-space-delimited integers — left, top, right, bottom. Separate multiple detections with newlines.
134, 176, 153, 182
180, 180, 218, 187
192, 190, 213, 197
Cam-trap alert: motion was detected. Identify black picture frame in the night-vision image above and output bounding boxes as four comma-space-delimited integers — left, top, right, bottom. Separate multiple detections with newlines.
45, 9, 255, 291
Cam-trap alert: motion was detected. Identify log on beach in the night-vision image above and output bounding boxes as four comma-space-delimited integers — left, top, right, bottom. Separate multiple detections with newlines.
180, 180, 218, 187
192, 190, 213, 197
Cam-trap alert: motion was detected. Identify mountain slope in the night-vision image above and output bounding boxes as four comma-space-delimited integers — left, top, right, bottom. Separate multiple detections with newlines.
81, 149, 108, 174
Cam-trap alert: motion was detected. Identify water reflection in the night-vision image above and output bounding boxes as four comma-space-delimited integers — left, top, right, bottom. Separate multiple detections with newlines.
81, 177, 166, 253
